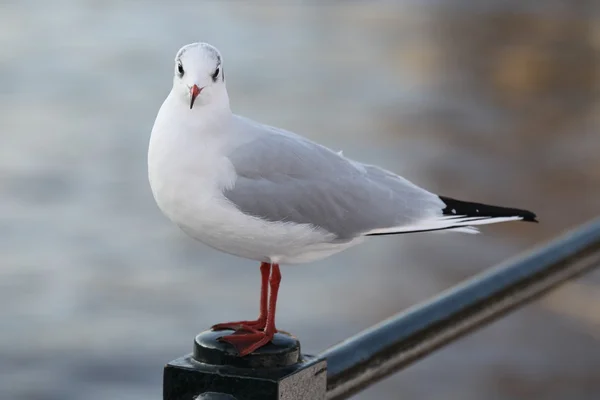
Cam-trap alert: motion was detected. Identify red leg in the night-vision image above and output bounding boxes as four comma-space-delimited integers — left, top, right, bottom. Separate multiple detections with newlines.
219, 264, 281, 356
212, 262, 271, 332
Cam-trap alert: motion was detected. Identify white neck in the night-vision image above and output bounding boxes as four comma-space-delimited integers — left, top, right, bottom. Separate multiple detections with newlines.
156, 85, 230, 136
148, 83, 234, 206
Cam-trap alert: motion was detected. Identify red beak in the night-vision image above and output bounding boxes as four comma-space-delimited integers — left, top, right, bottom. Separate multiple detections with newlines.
190, 85, 202, 109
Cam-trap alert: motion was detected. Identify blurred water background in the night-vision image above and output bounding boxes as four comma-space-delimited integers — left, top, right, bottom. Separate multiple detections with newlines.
1, 1, 600, 399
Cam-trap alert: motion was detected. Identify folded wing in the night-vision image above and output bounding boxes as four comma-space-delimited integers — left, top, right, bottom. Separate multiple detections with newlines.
223, 119, 447, 239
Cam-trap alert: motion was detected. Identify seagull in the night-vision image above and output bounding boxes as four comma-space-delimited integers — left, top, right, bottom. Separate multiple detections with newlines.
148, 42, 538, 357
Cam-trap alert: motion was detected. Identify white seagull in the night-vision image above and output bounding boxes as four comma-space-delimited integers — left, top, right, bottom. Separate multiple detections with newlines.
148, 42, 537, 356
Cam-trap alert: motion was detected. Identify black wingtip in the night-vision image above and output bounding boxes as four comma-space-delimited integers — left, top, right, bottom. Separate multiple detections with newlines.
522, 213, 539, 223
439, 196, 539, 223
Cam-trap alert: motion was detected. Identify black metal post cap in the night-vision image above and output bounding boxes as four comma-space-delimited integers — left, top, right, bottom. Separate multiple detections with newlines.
192, 329, 301, 368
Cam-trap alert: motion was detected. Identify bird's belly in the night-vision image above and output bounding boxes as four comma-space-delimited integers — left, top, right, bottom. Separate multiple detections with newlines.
174, 198, 360, 264
154, 182, 356, 264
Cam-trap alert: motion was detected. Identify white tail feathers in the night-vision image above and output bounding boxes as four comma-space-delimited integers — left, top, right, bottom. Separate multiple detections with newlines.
364, 215, 524, 236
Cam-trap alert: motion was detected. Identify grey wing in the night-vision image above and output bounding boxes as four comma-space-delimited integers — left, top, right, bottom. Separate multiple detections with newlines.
222, 121, 444, 239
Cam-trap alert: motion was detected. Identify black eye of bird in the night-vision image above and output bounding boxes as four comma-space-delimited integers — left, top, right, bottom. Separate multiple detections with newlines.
212, 67, 220, 82
177, 62, 184, 77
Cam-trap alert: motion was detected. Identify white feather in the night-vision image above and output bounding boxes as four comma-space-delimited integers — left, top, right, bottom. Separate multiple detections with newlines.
364, 215, 523, 235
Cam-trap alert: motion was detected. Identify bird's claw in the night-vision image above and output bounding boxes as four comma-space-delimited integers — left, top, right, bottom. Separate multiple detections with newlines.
218, 331, 274, 356
211, 319, 266, 332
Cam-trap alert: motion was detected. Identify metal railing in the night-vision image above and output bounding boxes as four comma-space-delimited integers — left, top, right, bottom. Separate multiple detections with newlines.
164, 217, 600, 400
323, 217, 600, 399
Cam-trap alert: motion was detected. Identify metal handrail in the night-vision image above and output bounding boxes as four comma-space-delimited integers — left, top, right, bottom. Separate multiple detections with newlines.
321, 217, 600, 400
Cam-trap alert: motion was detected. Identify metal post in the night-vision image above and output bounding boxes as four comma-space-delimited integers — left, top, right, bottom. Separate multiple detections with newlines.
321, 217, 600, 400
163, 330, 327, 400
